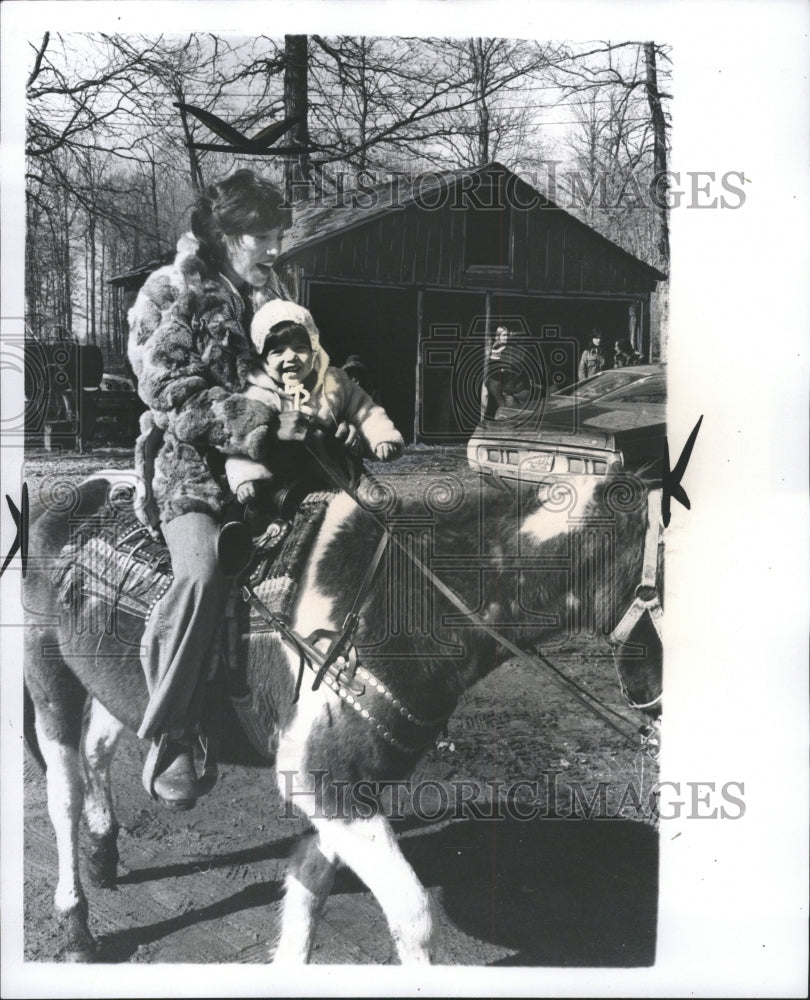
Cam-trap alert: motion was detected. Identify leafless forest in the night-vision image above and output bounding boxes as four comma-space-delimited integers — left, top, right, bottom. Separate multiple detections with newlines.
26, 34, 671, 358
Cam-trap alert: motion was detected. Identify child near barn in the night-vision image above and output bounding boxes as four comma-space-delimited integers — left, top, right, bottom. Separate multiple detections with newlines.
224, 301, 404, 505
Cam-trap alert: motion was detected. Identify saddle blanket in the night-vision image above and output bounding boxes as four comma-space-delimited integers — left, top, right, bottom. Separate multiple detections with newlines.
54, 492, 335, 627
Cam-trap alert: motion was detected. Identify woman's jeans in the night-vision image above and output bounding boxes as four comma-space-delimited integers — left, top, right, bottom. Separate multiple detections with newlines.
137, 512, 228, 741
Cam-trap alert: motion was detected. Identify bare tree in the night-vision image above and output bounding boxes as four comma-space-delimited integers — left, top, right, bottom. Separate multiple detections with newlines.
307, 36, 555, 175
644, 41, 670, 269
551, 41, 672, 271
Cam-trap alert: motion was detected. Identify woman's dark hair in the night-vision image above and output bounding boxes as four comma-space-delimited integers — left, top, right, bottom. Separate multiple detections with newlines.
191, 169, 292, 268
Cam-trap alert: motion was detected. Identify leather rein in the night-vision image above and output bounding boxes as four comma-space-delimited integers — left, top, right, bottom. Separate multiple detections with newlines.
244, 439, 663, 754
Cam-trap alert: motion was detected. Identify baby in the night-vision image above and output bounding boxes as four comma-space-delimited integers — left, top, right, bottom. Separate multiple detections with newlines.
225, 300, 404, 503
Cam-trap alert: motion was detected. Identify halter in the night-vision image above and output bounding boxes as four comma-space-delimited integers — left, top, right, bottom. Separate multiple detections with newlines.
243, 428, 663, 754
607, 488, 664, 711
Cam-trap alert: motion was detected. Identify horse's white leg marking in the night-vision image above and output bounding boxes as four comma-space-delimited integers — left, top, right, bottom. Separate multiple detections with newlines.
35, 718, 84, 913
313, 815, 435, 964
273, 837, 337, 964
81, 699, 124, 838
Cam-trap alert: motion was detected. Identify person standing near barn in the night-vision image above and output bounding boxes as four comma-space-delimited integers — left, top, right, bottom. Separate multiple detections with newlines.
342, 354, 382, 404
127, 168, 312, 809
483, 325, 539, 418
578, 327, 607, 381
614, 337, 644, 367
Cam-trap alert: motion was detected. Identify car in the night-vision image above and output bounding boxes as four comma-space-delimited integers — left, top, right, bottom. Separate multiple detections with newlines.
94, 372, 146, 440
467, 363, 666, 493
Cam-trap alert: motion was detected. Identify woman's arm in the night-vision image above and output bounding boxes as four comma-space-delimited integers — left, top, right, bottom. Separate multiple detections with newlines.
128, 273, 279, 459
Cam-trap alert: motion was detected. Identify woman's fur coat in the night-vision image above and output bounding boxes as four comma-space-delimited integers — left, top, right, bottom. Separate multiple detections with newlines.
127, 232, 290, 524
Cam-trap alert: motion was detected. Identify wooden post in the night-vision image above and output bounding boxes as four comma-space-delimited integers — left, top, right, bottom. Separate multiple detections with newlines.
481, 289, 492, 420
641, 297, 651, 362
413, 288, 424, 444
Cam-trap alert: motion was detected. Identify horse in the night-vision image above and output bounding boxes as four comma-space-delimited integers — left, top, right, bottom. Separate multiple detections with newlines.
23, 460, 662, 964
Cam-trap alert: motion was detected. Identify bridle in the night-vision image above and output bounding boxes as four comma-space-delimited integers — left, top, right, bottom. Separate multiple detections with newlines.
608, 488, 664, 712
247, 438, 662, 755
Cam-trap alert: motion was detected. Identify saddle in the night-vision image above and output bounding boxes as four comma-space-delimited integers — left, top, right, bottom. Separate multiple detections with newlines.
53, 483, 336, 767
54, 462, 450, 789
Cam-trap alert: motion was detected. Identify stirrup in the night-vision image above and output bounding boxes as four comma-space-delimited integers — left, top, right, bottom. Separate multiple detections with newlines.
141, 734, 218, 804
218, 519, 253, 576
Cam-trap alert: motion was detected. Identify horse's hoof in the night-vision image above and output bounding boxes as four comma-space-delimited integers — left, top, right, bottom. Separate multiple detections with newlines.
86, 863, 118, 888
56, 900, 97, 962
62, 944, 98, 963
86, 830, 119, 888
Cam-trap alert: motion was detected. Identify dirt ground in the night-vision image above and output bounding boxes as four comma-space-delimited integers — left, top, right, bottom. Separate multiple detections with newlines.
21, 446, 659, 966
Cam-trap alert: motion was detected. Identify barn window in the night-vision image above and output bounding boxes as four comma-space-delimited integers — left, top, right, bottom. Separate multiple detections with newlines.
465, 177, 511, 269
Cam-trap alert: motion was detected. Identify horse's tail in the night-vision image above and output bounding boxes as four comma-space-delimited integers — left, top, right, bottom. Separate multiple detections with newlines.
24, 683, 47, 772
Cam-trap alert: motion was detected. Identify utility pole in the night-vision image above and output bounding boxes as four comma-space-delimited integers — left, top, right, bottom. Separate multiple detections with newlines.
284, 35, 310, 204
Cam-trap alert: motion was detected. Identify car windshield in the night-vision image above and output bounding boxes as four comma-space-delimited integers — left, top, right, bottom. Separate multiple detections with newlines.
601, 377, 666, 404
553, 370, 641, 402
482, 365, 664, 423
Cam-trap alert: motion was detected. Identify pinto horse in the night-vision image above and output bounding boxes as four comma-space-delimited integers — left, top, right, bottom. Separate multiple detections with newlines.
23, 463, 662, 963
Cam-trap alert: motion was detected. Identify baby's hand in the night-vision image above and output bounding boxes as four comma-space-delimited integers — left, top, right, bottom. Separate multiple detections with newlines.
236, 481, 258, 504
335, 421, 361, 453
374, 441, 402, 462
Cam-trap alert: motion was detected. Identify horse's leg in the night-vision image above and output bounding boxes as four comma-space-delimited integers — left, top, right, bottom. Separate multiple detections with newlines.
33, 704, 96, 961
313, 815, 435, 964
81, 699, 124, 888
272, 830, 337, 964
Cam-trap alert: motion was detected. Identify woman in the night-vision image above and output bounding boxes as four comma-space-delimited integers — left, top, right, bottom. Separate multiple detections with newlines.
482, 325, 536, 418
578, 327, 607, 381
614, 337, 644, 367
128, 168, 311, 808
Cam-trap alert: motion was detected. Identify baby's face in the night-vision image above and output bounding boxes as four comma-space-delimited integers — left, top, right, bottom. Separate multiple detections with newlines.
262, 329, 315, 386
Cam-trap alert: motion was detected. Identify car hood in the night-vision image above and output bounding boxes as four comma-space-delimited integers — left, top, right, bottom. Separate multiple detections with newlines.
471, 401, 666, 449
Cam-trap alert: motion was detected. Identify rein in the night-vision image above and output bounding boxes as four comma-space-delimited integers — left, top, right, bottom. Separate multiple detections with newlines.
248, 435, 658, 754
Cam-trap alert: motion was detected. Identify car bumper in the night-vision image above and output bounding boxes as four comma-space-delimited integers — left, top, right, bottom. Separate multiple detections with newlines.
466, 436, 622, 491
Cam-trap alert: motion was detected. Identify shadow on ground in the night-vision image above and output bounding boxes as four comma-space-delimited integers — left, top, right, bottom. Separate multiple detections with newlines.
96, 879, 284, 963
337, 815, 658, 966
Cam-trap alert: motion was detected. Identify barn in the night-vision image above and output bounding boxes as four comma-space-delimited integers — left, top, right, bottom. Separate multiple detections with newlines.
277, 162, 666, 443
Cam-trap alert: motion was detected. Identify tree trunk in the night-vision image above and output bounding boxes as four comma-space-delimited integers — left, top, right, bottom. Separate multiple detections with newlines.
62, 194, 73, 333
88, 215, 97, 344
284, 34, 310, 204
99, 223, 105, 351
644, 42, 669, 271
149, 155, 161, 254
176, 94, 205, 194
470, 39, 491, 166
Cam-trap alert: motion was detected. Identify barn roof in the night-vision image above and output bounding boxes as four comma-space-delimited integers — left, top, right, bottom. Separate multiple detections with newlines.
279, 161, 667, 282
107, 251, 174, 290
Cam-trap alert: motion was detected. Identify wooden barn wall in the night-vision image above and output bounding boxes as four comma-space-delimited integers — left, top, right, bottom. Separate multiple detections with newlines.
283, 195, 657, 297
